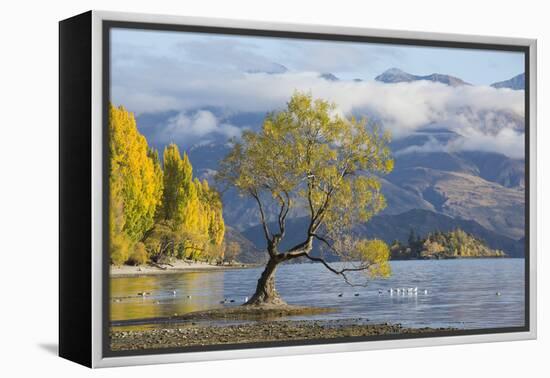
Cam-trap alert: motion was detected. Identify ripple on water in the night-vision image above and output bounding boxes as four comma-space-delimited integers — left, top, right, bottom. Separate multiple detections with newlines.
110, 259, 525, 330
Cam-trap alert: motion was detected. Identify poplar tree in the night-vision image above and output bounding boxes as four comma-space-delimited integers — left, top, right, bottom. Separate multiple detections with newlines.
109, 104, 163, 263
160, 144, 226, 260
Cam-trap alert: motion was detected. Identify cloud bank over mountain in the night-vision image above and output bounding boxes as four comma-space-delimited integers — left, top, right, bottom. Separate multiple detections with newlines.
154, 110, 241, 147
111, 30, 525, 158
114, 70, 524, 157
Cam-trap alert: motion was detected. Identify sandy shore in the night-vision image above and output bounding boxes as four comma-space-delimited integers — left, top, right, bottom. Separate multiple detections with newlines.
110, 260, 253, 277
110, 319, 455, 350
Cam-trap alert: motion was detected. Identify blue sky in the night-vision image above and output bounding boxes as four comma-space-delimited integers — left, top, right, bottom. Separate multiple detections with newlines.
111, 28, 524, 86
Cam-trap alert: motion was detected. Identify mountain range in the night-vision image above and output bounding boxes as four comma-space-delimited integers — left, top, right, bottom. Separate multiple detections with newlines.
490, 73, 525, 90
375, 68, 471, 86
242, 209, 524, 260
375, 68, 525, 90
185, 127, 525, 240
245, 65, 525, 90
135, 68, 526, 261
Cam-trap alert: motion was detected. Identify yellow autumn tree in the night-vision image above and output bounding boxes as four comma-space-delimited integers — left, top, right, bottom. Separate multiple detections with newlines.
200, 179, 225, 247
109, 104, 163, 264
108, 108, 226, 265
109, 174, 132, 265
158, 144, 225, 261
160, 144, 192, 222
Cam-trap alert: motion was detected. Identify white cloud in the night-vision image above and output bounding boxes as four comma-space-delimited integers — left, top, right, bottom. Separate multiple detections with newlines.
395, 128, 525, 159
153, 110, 241, 147
395, 136, 452, 156
449, 126, 525, 158
111, 60, 525, 158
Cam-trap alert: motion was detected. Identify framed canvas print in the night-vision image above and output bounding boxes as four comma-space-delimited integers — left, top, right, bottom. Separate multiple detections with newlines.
59, 10, 537, 368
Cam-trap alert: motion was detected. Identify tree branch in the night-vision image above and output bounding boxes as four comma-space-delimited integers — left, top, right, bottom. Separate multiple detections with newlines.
310, 186, 334, 233
312, 233, 335, 252
302, 254, 372, 287
250, 189, 271, 244
274, 191, 289, 239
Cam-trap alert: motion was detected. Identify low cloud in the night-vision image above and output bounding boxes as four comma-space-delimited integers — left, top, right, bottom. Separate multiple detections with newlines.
395, 136, 452, 156
449, 126, 525, 158
150, 110, 241, 148
395, 128, 525, 159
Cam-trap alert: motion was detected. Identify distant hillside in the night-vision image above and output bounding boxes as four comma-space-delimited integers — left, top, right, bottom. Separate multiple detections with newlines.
491, 73, 525, 90
375, 68, 470, 87
181, 131, 525, 240
386, 167, 525, 239
319, 73, 340, 81
224, 226, 266, 264
457, 151, 525, 188
390, 229, 506, 260
140, 111, 525, 242
390, 129, 525, 190
242, 209, 524, 260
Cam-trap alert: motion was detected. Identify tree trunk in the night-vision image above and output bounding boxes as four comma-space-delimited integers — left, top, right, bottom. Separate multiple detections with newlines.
245, 256, 286, 306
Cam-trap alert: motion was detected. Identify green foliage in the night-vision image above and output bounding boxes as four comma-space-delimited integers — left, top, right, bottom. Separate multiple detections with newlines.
225, 241, 241, 263
160, 144, 193, 223
392, 228, 506, 259
109, 105, 163, 242
110, 232, 132, 266
155, 145, 226, 262
354, 239, 391, 278
127, 242, 148, 265
108, 105, 225, 266
148, 147, 164, 219
109, 171, 131, 265
217, 92, 394, 283
142, 220, 179, 261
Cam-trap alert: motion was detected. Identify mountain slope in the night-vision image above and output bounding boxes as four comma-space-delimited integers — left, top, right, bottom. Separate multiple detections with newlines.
182, 135, 525, 239
319, 73, 340, 81
387, 167, 525, 239
224, 226, 267, 264
241, 209, 524, 259
491, 73, 525, 90
375, 68, 471, 86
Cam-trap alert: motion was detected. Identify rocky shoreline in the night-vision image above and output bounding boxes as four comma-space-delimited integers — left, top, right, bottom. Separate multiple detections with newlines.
110, 260, 255, 277
110, 319, 455, 351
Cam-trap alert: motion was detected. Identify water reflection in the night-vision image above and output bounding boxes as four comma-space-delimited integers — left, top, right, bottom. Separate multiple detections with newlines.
110, 259, 525, 330
111, 272, 225, 321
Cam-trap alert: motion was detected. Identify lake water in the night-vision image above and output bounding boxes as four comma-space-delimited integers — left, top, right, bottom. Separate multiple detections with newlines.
111, 259, 525, 330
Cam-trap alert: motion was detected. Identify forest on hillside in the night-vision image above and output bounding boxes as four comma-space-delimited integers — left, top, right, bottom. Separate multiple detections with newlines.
390, 229, 506, 260
109, 104, 227, 266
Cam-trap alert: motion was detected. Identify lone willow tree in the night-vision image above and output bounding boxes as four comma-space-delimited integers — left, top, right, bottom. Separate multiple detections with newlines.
217, 92, 394, 306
